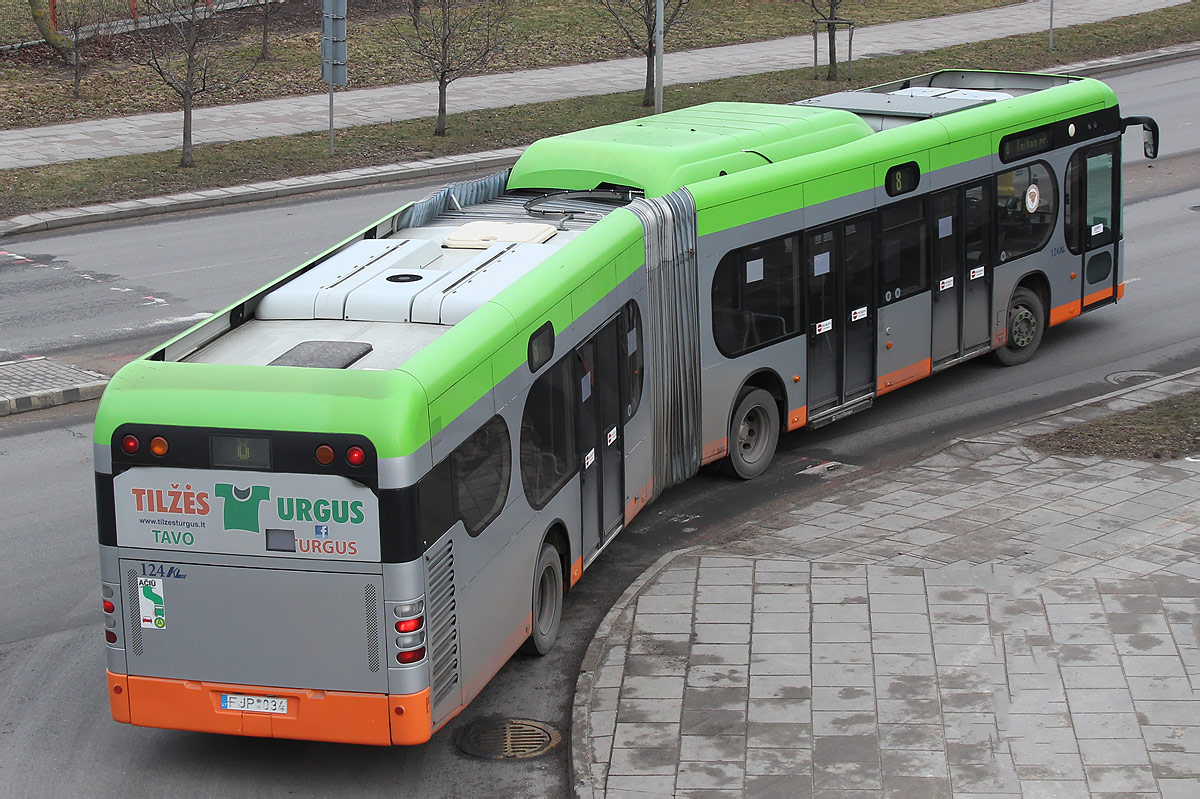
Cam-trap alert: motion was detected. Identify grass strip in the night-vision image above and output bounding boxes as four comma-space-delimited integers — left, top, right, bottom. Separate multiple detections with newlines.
3, 2, 1198, 219
1028, 389, 1200, 461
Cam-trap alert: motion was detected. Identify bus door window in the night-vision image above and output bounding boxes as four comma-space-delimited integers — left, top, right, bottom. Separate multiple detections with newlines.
879, 197, 928, 305
618, 301, 644, 422
842, 215, 875, 402
962, 181, 993, 352
1068, 142, 1119, 308
806, 227, 840, 415
931, 188, 963, 365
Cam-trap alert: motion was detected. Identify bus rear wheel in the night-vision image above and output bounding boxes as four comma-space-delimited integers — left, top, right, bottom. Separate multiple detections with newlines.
724, 387, 780, 480
994, 286, 1045, 367
520, 542, 563, 656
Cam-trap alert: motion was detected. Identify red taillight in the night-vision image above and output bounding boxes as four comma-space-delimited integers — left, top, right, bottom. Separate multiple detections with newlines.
396, 647, 425, 664
315, 445, 335, 465
104, 630, 117, 644
395, 617, 423, 633
346, 446, 366, 467
150, 436, 168, 456
121, 435, 140, 454
103, 600, 115, 614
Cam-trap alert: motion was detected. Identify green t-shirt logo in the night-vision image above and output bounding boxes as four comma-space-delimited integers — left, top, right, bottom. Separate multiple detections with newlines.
215, 484, 271, 533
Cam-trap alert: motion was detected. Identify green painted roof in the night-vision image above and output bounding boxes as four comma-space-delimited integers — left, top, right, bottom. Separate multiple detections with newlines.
507, 102, 875, 197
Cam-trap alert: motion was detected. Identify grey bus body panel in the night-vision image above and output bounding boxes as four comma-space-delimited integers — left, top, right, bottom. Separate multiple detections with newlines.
118, 556, 388, 693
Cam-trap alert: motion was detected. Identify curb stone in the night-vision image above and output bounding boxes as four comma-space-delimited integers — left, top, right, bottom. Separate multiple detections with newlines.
571, 546, 700, 799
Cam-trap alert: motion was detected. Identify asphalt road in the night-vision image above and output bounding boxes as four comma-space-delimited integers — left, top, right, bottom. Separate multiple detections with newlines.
1, 59, 1199, 799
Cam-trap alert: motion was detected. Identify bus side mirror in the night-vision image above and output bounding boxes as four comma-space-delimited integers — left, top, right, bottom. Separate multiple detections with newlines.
1122, 115, 1160, 160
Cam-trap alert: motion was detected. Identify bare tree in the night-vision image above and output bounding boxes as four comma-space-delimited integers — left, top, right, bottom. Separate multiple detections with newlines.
58, 0, 121, 98
255, 0, 284, 60
596, 0, 696, 108
129, 0, 256, 166
799, 0, 861, 80
391, 0, 510, 137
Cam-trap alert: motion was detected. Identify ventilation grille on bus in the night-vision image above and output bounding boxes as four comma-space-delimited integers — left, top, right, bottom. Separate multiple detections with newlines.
126, 569, 142, 657
424, 537, 460, 710
365, 583, 381, 673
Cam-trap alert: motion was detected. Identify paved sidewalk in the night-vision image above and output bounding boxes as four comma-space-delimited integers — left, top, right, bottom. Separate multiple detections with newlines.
574, 368, 1200, 798
0, 356, 108, 416
0, 0, 1188, 170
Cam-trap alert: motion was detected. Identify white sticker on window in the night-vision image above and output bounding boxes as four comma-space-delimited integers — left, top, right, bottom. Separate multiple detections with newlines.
938, 216, 953, 239
851, 306, 868, 322
813, 251, 831, 276
584, 448, 595, 468
1025, 183, 1041, 213
138, 577, 166, 630
745, 258, 764, 283
580, 372, 592, 402
627, 327, 638, 354
607, 427, 617, 445
939, 277, 954, 291
1091, 222, 1105, 236
970, 266, 986, 280
815, 319, 833, 335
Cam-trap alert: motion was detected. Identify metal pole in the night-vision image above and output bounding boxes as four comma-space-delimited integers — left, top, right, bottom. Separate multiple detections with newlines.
654, 0, 663, 114
1049, 0, 1055, 50
329, 84, 335, 156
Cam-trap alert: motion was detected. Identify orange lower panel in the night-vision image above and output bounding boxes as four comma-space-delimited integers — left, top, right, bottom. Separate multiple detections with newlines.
787, 405, 808, 432
1049, 299, 1082, 327
570, 556, 583, 588
1085, 286, 1115, 306
112, 671, 430, 746
1117, 282, 1125, 301
876, 358, 931, 397
700, 437, 727, 466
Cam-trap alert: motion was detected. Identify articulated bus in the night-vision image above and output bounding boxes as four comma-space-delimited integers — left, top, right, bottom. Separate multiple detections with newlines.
96, 71, 1158, 745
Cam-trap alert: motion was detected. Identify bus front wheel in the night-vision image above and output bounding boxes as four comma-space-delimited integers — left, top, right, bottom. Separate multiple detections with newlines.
724, 387, 780, 480
521, 542, 563, 656
994, 286, 1045, 367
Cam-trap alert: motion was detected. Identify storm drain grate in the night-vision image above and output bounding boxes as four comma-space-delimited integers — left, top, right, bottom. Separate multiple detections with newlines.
455, 718, 561, 760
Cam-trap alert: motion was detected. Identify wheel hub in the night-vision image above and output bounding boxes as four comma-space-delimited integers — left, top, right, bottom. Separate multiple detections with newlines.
1010, 306, 1036, 348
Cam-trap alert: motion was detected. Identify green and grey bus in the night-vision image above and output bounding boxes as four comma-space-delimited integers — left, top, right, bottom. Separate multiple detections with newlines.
95, 70, 1157, 744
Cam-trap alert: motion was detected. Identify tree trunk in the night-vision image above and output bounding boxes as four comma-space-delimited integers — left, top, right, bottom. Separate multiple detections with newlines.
260, 1, 269, 60
434, 77, 448, 136
72, 48, 82, 98
181, 91, 194, 167
27, 0, 74, 64
641, 42, 654, 108
826, 22, 838, 80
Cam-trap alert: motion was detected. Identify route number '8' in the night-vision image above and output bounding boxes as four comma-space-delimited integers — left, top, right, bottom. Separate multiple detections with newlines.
886, 162, 919, 197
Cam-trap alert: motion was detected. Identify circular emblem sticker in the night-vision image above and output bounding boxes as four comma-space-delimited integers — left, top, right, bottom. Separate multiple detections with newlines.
1025, 183, 1041, 213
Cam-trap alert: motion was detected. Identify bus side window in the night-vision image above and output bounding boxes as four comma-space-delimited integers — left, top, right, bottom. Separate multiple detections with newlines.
450, 415, 511, 537
879, 197, 927, 304
711, 235, 802, 356
520, 357, 577, 509
994, 162, 1056, 262
964, 182, 991, 269
619, 301, 644, 422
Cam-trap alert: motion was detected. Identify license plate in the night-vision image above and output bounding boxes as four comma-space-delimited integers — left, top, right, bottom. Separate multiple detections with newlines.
221, 693, 289, 714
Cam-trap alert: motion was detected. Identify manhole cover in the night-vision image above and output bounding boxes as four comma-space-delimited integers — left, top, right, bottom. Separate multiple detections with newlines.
1106, 370, 1161, 386
455, 718, 561, 760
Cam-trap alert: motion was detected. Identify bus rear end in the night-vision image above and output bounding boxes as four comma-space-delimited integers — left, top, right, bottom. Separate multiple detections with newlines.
96, 375, 438, 746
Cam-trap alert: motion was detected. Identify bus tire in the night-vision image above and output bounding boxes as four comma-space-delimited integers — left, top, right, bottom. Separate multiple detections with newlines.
520, 542, 563, 656
724, 387, 780, 480
994, 286, 1045, 367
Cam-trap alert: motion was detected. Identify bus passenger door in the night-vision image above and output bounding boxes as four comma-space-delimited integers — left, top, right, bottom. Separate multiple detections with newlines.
806, 228, 841, 417
930, 189, 962, 367
1071, 142, 1119, 311
961, 181, 993, 352
576, 318, 625, 559
842, 216, 875, 403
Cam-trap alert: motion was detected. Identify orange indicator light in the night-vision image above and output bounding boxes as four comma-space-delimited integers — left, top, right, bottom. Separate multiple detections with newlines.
150, 436, 169, 456
315, 445, 335, 465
